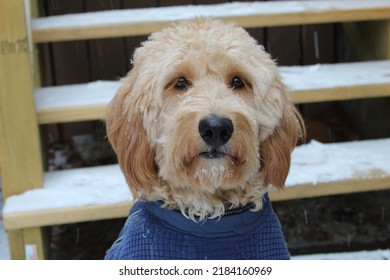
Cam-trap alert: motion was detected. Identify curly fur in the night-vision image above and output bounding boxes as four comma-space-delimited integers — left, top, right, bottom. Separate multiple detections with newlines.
106, 18, 305, 221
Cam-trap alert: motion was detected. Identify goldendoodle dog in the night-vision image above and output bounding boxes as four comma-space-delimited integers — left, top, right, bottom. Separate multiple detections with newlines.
105, 18, 304, 260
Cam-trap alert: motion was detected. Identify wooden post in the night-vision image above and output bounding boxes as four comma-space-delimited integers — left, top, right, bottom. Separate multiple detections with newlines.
0, 0, 45, 259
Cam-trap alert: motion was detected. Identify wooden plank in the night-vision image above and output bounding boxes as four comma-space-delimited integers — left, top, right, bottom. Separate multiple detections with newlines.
44, 1, 96, 150
31, 1, 390, 43
194, 0, 225, 4
160, 0, 194, 6
0, 0, 43, 197
45, 0, 90, 85
85, 0, 127, 81
4, 175, 390, 229
0, 0, 44, 260
291, 83, 390, 104
302, 24, 335, 65
238, 0, 266, 46
340, 20, 390, 141
270, 176, 390, 201
30, 0, 43, 87
122, 0, 156, 73
35, 83, 390, 124
7, 230, 25, 260
37, 105, 106, 124
33, 61, 390, 124
267, 25, 301, 65
4, 135, 390, 230
22, 228, 46, 259
4, 202, 132, 230
122, 0, 156, 8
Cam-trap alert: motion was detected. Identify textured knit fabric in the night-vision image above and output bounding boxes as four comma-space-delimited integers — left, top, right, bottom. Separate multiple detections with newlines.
105, 194, 290, 260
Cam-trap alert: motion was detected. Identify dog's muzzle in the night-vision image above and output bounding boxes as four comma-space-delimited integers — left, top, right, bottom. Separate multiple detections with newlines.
198, 115, 233, 159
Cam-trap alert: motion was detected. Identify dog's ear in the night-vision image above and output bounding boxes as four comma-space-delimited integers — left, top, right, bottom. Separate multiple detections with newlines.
105, 70, 158, 198
260, 92, 305, 190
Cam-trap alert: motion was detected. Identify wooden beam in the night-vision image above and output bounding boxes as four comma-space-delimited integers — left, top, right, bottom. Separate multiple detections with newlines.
7, 230, 25, 260
0, 0, 44, 259
35, 82, 390, 124
4, 174, 390, 230
0, 0, 43, 197
270, 177, 390, 201
291, 83, 390, 104
31, 1, 390, 43
33, 60, 390, 124
22, 228, 46, 260
4, 202, 132, 230
37, 105, 106, 124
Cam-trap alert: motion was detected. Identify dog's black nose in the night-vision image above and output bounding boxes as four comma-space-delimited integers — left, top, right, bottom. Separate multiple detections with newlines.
198, 115, 233, 148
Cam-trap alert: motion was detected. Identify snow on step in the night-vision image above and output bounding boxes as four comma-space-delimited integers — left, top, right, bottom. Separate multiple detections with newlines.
34, 60, 390, 124
31, 1, 390, 42
286, 138, 390, 187
3, 138, 390, 215
292, 249, 390, 260
4, 165, 131, 214
280, 60, 390, 93
35, 80, 120, 111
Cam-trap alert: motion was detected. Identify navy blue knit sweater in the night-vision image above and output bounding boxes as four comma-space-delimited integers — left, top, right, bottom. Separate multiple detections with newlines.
105, 194, 290, 260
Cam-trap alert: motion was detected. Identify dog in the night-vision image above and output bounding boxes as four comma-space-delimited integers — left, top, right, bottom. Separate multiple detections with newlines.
105, 18, 304, 260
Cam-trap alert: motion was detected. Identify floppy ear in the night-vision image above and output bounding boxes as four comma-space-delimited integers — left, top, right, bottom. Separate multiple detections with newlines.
260, 93, 305, 189
105, 71, 158, 198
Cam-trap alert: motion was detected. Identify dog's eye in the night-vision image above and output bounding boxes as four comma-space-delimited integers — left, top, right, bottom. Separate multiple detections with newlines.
229, 76, 245, 90
174, 77, 191, 91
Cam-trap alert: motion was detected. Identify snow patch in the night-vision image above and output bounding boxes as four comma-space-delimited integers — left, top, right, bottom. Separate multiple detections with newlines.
280, 60, 390, 91
3, 138, 390, 215
286, 138, 390, 187
0, 192, 10, 260
3, 165, 131, 214
292, 249, 390, 260
35, 80, 120, 111
34, 61, 390, 113
32, 1, 390, 31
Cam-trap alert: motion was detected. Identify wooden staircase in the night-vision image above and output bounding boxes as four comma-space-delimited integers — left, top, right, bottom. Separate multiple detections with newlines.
1, 0, 390, 259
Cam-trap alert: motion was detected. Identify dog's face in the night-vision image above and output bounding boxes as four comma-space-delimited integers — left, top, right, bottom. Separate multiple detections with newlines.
106, 19, 304, 219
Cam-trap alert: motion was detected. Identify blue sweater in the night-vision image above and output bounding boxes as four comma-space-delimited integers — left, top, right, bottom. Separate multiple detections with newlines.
105, 194, 290, 260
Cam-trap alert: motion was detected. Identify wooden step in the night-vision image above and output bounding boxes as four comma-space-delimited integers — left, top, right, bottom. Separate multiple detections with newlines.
35, 81, 119, 124
31, 1, 390, 43
35, 60, 390, 124
4, 138, 390, 230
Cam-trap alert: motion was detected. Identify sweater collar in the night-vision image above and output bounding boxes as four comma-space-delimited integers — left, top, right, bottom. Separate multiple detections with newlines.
139, 194, 272, 238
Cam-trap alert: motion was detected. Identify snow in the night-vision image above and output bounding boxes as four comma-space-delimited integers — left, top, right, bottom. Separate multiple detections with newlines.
1, 137, 390, 259
292, 249, 390, 260
35, 81, 120, 111
1, 187, 389, 260
3, 165, 131, 214
34, 61, 390, 112
0, 221, 9, 260
286, 138, 390, 186
279, 60, 390, 91
31, 1, 390, 31
3, 138, 390, 215
0, 193, 10, 260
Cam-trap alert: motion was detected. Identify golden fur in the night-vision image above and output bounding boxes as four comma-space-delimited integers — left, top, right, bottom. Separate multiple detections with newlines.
106, 19, 305, 221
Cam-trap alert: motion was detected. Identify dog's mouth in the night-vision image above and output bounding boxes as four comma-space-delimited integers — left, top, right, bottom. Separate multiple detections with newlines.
199, 148, 227, 159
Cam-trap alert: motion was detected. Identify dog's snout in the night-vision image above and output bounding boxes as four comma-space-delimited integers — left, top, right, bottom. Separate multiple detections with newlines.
198, 115, 233, 148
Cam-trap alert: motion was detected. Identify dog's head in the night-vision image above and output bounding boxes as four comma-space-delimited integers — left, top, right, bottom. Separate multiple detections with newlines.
106, 19, 304, 219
